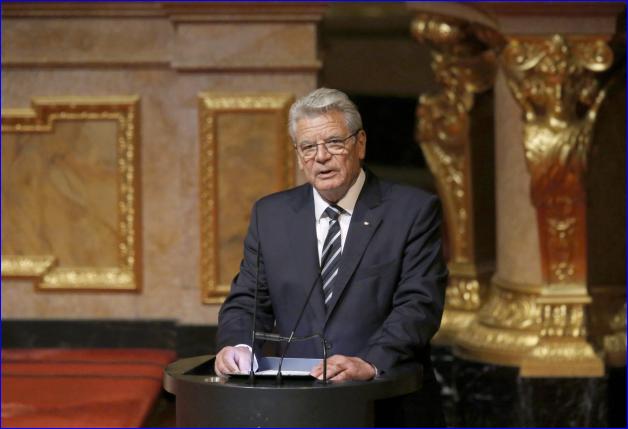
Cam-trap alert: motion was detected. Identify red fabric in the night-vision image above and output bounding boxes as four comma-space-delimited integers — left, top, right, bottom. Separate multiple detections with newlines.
2, 348, 176, 428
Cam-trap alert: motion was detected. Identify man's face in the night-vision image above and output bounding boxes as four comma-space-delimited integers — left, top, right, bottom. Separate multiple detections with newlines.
294, 111, 366, 203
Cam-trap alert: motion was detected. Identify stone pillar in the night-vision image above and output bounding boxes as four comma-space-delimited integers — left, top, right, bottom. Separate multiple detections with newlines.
409, 7, 503, 344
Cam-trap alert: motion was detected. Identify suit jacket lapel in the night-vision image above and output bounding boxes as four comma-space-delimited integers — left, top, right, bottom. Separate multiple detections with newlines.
288, 185, 327, 327
325, 172, 383, 321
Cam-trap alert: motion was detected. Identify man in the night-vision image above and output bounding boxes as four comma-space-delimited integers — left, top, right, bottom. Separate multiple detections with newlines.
215, 88, 447, 425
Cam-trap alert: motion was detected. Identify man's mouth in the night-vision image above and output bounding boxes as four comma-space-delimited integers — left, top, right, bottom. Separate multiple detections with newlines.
317, 169, 336, 178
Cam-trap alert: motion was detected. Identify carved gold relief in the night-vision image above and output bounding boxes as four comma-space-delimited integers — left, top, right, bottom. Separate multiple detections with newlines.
2, 96, 141, 291
501, 35, 612, 376
522, 292, 603, 376
478, 278, 542, 331
411, 13, 504, 342
199, 93, 294, 304
446, 272, 481, 311
456, 278, 540, 365
437, 264, 490, 343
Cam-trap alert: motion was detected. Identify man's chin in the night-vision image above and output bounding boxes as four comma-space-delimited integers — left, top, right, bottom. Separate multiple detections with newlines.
314, 181, 347, 201
314, 179, 340, 192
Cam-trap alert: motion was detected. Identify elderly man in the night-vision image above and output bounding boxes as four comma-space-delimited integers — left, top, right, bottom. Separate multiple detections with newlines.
215, 88, 447, 426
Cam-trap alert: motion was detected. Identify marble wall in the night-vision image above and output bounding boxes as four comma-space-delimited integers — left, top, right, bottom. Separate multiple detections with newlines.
1, 3, 323, 324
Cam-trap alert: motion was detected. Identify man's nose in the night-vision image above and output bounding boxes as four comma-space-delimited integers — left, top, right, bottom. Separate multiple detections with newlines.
314, 143, 332, 162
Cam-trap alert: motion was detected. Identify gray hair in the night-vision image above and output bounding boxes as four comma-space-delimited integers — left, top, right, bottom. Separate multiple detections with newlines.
288, 88, 363, 142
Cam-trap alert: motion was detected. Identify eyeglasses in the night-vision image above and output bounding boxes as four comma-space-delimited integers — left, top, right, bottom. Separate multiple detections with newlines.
294, 129, 361, 160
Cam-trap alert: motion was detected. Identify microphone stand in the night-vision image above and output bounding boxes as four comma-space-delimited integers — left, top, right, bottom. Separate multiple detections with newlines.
247, 207, 329, 385
276, 273, 323, 385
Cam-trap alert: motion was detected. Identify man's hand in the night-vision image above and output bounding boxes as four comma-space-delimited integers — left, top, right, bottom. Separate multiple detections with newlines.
214, 346, 252, 376
310, 354, 376, 381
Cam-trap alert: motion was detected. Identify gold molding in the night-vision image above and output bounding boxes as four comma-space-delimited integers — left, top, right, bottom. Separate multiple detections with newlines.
1, 255, 57, 277
411, 13, 504, 343
499, 34, 612, 376
2, 96, 141, 291
199, 93, 294, 304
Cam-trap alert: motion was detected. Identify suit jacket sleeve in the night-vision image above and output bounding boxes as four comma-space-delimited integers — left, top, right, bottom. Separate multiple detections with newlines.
216, 203, 275, 350
360, 195, 447, 372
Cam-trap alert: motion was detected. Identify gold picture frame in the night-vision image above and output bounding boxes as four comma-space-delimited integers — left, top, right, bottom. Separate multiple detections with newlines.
2, 96, 141, 291
199, 93, 294, 304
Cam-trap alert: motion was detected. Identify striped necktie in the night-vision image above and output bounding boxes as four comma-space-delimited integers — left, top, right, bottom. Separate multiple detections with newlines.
321, 205, 343, 310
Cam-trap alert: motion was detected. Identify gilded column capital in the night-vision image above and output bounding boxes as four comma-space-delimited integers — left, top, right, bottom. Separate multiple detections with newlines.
498, 34, 613, 376
501, 35, 612, 288
501, 35, 613, 204
411, 13, 503, 342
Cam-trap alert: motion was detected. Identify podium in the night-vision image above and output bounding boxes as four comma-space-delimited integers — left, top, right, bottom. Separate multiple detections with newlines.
163, 355, 422, 427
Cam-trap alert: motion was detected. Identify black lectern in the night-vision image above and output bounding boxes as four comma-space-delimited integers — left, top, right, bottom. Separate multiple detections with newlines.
163, 355, 422, 427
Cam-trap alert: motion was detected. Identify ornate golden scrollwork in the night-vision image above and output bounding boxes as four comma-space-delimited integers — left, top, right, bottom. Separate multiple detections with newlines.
2, 96, 141, 291
411, 13, 504, 341
501, 35, 612, 376
199, 93, 294, 304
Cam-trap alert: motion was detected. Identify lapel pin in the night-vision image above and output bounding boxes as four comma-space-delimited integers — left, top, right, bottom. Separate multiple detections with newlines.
363, 221, 370, 226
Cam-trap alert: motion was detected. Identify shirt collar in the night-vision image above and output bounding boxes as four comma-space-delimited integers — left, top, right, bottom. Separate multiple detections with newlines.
313, 168, 366, 220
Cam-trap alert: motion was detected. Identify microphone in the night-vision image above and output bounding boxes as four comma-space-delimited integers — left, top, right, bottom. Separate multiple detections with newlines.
254, 332, 289, 342
276, 271, 327, 385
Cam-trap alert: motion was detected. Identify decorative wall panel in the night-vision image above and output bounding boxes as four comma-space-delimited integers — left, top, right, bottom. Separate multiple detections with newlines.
2, 96, 141, 291
199, 93, 294, 304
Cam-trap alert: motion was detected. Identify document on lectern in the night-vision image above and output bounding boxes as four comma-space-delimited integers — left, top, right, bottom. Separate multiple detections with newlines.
228, 357, 321, 377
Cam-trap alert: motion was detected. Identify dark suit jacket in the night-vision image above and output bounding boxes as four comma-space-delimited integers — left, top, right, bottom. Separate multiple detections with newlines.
217, 170, 447, 375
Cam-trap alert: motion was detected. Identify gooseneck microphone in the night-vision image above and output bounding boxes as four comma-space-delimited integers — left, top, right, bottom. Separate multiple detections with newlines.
248, 207, 261, 385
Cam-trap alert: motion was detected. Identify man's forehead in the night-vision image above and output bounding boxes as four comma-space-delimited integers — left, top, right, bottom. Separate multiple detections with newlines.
295, 112, 347, 138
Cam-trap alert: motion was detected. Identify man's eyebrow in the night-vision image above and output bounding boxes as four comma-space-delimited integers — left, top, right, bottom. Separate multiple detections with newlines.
298, 133, 343, 143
